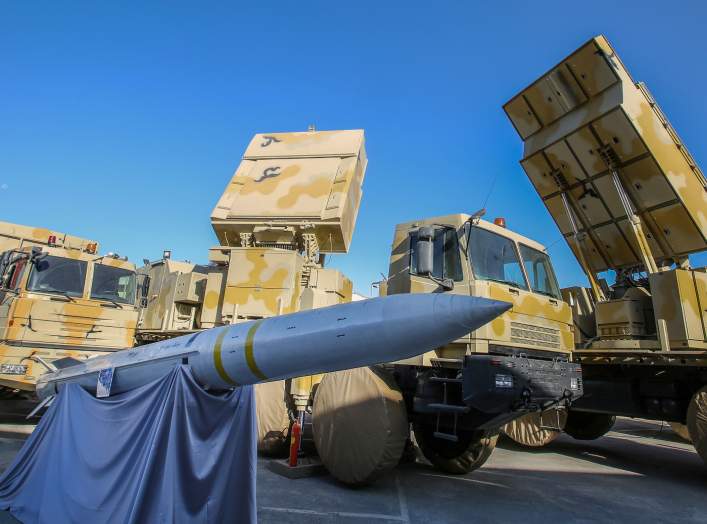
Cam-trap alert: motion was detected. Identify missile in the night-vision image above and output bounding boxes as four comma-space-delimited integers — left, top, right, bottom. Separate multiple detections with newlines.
36, 294, 511, 400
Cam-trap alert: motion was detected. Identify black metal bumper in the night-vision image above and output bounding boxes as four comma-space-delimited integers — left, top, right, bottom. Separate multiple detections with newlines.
462, 354, 583, 415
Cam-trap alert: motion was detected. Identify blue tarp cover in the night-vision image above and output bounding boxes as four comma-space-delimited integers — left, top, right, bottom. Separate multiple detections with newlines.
0, 365, 256, 524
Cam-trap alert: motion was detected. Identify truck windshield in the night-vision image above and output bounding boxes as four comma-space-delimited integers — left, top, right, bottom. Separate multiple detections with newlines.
519, 244, 561, 299
468, 226, 528, 290
27, 255, 87, 297
91, 265, 137, 305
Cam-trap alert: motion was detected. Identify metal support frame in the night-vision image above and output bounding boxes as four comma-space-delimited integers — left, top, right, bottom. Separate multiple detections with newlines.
559, 193, 606, 302
608, 170, 660, 275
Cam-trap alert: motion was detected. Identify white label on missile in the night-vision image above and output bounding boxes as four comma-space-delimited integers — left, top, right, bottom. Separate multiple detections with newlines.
96, 368, 114, 398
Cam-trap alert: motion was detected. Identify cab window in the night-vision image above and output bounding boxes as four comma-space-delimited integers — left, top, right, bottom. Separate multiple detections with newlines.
27, 255, 87, 297
410, 228, 464, 282
468, 226, 527, 289
91, 265, 137, 305
519, 244, 561, 299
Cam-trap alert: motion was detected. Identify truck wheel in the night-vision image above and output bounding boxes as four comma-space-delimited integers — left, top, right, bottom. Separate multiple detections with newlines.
502, 410, 567, 447
687, 386, 707, 464
312, 366, 408, 486
413, 423, 497, 474
670, 422, 692, 443
564, 411, 615, 441
254, 380, 290, 457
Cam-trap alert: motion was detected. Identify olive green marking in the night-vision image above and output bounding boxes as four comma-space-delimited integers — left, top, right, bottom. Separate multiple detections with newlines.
245, 319, 268, 381
213, 328, 239, 386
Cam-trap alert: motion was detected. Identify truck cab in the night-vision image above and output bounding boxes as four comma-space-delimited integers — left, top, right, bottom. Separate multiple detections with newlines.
383, 213, 581, 440
387, 213, 574, 362
0, 225, 140, 393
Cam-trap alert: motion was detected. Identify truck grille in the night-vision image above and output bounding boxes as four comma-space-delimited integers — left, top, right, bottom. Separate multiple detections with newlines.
510, 322, 560, 349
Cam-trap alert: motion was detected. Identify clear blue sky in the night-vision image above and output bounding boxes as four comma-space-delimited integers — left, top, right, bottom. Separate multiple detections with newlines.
2, 1, 705, 295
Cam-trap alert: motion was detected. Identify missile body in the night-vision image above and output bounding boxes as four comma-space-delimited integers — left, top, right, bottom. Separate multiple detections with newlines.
36, 294, 511, 400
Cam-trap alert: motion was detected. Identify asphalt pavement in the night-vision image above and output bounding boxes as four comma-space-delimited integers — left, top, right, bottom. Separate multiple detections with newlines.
0, 418, 705, 523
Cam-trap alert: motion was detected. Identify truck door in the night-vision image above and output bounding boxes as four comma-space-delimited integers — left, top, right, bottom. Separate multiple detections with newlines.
408, 227, 468, 296
0, 258, 28, 340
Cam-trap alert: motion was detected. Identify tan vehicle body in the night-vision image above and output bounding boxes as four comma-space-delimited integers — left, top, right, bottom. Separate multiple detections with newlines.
137, 129, 364, 422
504, 34, 706, 359
0, 222, 139, 392
386, 214, 573, 363
504, 35, 707, 455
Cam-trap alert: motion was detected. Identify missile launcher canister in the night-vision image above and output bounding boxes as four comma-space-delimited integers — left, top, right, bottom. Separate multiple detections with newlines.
504, 35, 706, 281
504, 35, 707, 463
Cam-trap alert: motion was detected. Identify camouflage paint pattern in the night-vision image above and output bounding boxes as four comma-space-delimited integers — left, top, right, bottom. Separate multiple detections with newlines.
649, 268, 707, 349
504, 35, 706, 275
136, 129, 365, 414
0, 220, 99, 254
137, 259, 208, 336
505, 35, 706, 360
0, 233, 139, 391
594, 286, 653, 338
386, 214, 573, 367
211, 129, 367, 254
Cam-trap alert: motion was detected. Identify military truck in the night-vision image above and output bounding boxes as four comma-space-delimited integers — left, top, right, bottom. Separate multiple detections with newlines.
136, 129, 364, 452
310, 213, 583, 484
502, 35, 707, 459
0, 221, 141, 396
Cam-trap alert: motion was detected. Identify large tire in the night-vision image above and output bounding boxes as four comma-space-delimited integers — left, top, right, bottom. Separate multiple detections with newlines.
687, 386, 707, 465
312, 366, 408, 486
670, 422, 692, 443
254, 380, 290, 456
564, 410, 616, 441
414, 423, 497, 474
502, 410, 567, 448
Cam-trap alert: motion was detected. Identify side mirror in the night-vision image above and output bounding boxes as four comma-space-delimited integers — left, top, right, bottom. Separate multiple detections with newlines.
138, 274, 151, 308
416, 227, 435, 276
30, 248, 47, 264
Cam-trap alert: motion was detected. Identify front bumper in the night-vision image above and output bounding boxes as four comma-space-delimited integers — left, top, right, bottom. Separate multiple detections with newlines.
462, 354, 583, 415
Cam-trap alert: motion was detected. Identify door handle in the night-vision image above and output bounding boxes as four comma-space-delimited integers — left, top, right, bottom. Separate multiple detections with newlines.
508, 287, 520, 295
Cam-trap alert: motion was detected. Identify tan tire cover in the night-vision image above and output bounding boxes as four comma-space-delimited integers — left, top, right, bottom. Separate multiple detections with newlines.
254, 380, 290, 455
687, 386, 707, 464
502, 410, 567, 448
312, 366, 408, 485
670, 422, 692, 443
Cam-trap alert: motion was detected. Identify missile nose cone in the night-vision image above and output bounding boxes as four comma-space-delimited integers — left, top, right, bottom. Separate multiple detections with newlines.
442, 295, 513, 332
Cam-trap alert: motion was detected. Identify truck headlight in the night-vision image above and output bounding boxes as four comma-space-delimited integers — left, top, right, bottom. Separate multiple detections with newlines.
570, 377, 579, 391
0, 364, 28, 375
495, 374, 513, 389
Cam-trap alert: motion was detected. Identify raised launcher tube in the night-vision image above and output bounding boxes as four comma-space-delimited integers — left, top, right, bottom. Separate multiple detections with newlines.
504, 35, 706, 287
504, 35, 707, 354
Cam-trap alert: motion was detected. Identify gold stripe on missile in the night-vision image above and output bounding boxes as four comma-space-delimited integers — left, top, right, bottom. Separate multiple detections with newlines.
245, 319, 268, 381
213, 328, 239, 386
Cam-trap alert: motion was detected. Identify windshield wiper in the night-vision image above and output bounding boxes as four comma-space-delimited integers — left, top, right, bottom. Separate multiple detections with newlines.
52, 291, 76, 302
98, 297, 123, 309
